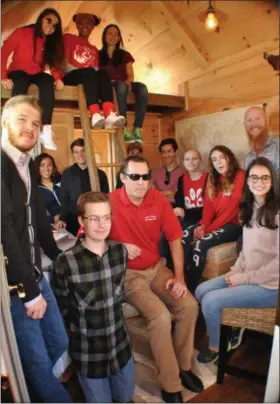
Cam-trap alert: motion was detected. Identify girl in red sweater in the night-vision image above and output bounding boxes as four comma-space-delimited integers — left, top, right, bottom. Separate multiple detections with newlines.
62, 13, 125, 130
185, 145, 245, 293
1, 8, 65, 151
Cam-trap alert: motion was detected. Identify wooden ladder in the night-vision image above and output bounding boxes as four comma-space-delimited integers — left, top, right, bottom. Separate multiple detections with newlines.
1, 84, 127, 191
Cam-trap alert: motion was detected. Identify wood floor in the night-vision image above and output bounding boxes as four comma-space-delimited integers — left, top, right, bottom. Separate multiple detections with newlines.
1, 313, 272, 403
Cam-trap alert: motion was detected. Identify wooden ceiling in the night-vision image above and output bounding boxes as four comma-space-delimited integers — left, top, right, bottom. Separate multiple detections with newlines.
1, 0, 279, 101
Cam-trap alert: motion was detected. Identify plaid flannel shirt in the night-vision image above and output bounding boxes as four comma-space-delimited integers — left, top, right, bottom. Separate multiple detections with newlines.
52, 241, 132, 378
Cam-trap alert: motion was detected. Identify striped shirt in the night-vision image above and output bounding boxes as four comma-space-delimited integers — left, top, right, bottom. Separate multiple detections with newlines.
52, 241, 132, 378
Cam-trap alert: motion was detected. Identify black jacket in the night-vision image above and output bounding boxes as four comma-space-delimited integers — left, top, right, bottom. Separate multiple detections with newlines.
60, 163, 109, 220
1, 150, 61, 302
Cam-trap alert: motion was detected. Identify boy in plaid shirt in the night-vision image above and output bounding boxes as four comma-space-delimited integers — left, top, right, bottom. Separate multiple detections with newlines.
52, 192, 134, 403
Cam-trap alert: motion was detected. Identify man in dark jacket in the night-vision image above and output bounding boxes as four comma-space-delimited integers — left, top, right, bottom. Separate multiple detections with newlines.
1, 95, 71, 403
60, 137, 109, 235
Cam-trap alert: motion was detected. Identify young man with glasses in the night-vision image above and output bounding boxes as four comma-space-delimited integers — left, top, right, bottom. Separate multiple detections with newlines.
109, 155, 204, 403
1, 95, 71, 402
52, 192, 134, 403
151, 138, 185, 205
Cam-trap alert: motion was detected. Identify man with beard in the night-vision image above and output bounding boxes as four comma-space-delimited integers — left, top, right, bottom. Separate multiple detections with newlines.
244, 105, 279, 173
109, 155, 204, 403
1, 95, 71, 403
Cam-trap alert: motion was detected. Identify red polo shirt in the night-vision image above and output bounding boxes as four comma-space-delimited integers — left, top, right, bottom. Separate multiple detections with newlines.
109, 187, 183, 270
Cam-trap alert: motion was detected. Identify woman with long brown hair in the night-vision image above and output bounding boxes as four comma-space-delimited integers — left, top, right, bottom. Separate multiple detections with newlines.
183, 145, 245, 293
1, 8, 65, 150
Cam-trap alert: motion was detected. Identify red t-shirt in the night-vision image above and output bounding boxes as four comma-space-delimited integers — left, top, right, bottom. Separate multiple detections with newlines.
109, 187, 183, 270
200, 169, 245, 234
63, 33, 99, 72
100, 50, 134, 82
1, 26, 61, 80
183, 172, 208, 209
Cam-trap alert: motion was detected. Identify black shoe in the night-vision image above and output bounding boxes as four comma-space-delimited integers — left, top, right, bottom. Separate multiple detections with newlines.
230, 327, 245, 350
197, 348, 219, 364
161, 389, 183, 403
179, 370, 204, 393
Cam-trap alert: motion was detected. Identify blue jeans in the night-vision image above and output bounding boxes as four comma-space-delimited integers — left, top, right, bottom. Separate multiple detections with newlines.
113, 81, 148, 128
77, 357, 135, 403
10, 277, 71, 403
195, 275, 278, 349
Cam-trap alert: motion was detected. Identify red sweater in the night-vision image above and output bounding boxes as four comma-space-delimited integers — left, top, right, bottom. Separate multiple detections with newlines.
63, 34, 99, 73
200, 169, 245, 234
1, 26, 61, 80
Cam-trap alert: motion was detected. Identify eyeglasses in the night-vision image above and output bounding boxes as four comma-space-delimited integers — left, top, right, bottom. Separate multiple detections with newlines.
123, 173, 151, 181
45, 17, 58, 28
83, 214, 112, 224
164, 170, 171, 185
248, 175, 272, 184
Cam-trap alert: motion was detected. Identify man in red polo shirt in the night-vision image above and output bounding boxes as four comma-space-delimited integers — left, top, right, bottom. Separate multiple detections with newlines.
109, 155, 204, 403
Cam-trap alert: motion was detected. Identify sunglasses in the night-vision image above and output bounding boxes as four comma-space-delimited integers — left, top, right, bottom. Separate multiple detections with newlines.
45, 17, 58, 28
124, 173, 151, 181
164, 170, 171, 185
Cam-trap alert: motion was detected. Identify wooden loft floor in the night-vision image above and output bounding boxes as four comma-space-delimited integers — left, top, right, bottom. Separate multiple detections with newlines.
1, 84, 185, 113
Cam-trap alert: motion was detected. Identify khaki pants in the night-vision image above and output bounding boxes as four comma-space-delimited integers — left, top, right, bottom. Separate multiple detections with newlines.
125, 260, 198, 392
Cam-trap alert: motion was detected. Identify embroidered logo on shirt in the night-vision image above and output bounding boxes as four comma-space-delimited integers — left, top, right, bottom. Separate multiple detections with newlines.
185, 188, 203, 209
73, 45, 97, 67
145, 215, 157, 221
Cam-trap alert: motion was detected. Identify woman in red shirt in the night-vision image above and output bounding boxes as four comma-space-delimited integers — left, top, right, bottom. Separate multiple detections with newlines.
185, 145, 245, 293
99, 24, 148, 144
1, 8, 64, 151
62, 13, 125, 131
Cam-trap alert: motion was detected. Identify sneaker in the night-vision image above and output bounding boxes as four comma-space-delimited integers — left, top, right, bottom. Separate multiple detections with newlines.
104, 112, 126, 129
197, 348, 219, 364
40, 125, 57, 151
133, 127, 143, 143
123, 127, 135, 143
229, 327, 245, 350
91, 113, 105, 129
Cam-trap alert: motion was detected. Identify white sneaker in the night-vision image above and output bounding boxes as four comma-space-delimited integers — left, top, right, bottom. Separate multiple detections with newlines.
40, 125, 57, 151
105, 112, 126, 129
91, 113, 105, 129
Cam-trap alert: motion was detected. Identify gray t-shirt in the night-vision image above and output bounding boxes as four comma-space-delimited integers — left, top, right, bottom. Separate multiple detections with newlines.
245, 136, 279, 174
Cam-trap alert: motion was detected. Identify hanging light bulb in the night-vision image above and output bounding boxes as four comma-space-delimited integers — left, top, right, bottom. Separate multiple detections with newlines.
205, 1, 219, 32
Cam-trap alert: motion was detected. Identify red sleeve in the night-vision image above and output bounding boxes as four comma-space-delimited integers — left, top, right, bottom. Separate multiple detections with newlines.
124, 51, 135, 64
161, 194, 183, 241
1, 28, 22, 79
199, 186, 216, 228
50, 67, 62, 80
205, 170, 245, 234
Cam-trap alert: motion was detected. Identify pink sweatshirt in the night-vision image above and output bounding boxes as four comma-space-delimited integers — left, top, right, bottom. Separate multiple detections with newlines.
230, 202, 279, 290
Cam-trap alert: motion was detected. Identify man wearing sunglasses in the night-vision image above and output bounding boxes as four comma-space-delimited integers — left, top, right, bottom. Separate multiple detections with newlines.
109, 155, 204, 403
1, 95, 71, 402
151, 138, 185, 205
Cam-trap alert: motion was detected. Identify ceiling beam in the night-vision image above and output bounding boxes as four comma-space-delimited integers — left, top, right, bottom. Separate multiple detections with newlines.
151, 1, 209, 69
185, 40, 280, 82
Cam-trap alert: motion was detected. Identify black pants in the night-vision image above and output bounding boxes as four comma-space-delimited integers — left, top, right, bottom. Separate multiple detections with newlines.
8, 70, 54, 125
62, 68, 113, 107
185, 222, 242, 293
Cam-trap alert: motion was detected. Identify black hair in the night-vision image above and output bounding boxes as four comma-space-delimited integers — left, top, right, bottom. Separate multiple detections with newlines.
120, 155, 149, 174
25, 8, 64, 69
99, 24, 126, 68
158, 138, 178, 153
33, 152, 61, 184
240, 157, 279, 229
